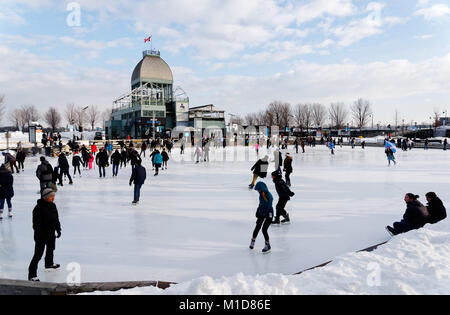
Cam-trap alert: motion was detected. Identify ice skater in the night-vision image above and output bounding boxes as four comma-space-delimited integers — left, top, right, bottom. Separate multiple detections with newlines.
56, 152, 73, 186
96, 148, 108, 178
28, 188, 61, 282
329, 140, 335, 155
249, 182, 274, 253
385, 147, 396, 166
161, 148, 169, 170
72, 152, 82, 177
129, 160, 147, 205
0, 164, 14, 219
271, 171, 295, 225
16, 149, 26, 172
194, 146, 202, 164
249, 155, 269, 189
152, 149, 163, 176
2, 152, 19, 174
283, 153, 293, 187
386, 194, 430, 236
111, 149, 122, 177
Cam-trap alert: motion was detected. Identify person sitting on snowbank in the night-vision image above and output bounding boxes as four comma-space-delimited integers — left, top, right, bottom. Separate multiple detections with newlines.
386, 193, 430, 236
425, 192, 447, 224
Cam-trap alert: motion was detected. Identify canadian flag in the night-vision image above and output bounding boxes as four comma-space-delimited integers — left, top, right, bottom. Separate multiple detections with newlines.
144, 36, 151, 43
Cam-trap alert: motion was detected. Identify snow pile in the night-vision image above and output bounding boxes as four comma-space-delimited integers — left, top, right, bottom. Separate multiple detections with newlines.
89, 220, 450, 295
0, 131, 42, 149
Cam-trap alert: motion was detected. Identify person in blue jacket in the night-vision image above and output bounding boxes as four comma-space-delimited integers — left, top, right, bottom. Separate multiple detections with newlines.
249, 182, 274, 253
152, 150, 163, 176
329, 140, 335, 155
129, 160, 147, 205
0, 164, 14, 219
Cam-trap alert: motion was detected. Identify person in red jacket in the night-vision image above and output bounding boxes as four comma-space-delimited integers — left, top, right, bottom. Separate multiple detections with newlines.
91, 144, 98, 156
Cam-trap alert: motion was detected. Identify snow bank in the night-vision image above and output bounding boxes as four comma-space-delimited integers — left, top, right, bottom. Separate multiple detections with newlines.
88, 220, 450, 295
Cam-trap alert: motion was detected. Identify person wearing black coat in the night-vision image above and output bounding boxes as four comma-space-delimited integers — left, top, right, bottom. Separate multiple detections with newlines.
111, 150, 122, 177
129, 150, 142, 170
0, 164, 14, 219
36, 157, 54, 193
96, 149, 109, 178
16, 149, 26, 172
28, 188, 61, 281
120, 148, 128, 168
72, 153, 82, 176
161, 148, 169, 170
249, 155, 269, 189
386, 194, 430, 236
57, 153, 73, 186
283, 153, 293, 187
129, 160, 147, 205
426, 192, 447, 224
272, 171, 295, 224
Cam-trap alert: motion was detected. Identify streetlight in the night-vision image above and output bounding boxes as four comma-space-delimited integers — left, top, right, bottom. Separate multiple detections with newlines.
443, 110, 448, 126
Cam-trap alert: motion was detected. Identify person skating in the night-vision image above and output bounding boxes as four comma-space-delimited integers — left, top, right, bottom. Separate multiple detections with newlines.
249, 155, 269, 189
120, 148, 128, 168
249, 182, 274, 253
16, 149, 26, 172
283, 153, 293, 187
36, 157, 54, 194
130, 149, 142, 170
28, 188, 61, 282
153, 150, 163, 176
0, 164, 14, 219
161, 148, 169, 170
56, 152, 73, 186
180, 138, 185, 155
2, 152, 19, 174
194, 146, 202, 164
271, 171, 295, 225
91, 144, 97, 156
129, 160, 147, 205
385, 147, 396, 166
204, 143, 210, 162
96, 148, 109, 178
301, 140, 305, 153
273, 149, 283, 173
329, 140, 335, 155
72, 152, 82, 177
111, 149, 121, 177
140, 141, 147, 157
294, 138, 299, 154
386, 194, 430, 236
425, 192, 447, 224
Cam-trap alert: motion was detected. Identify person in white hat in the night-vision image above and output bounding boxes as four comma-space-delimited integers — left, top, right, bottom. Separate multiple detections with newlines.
28, 188, 61, 282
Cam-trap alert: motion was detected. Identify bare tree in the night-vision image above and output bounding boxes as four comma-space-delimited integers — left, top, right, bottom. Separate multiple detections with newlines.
0, 95, 5, 125
255, 111, 266, 126
9, 109, 22, 130
44, 107, 62, 132
279, 102, 292, 130
245, 113, 256, 126
351, 98, 372, 133
75, 106, 88, 131
65, 103, 77, 126
19, 105, 40, 130
229, 115, 244, 126
293, 104, 304, 129
311, 103, 327, 128
87, 105, 100, 130
329, 103, 348, 129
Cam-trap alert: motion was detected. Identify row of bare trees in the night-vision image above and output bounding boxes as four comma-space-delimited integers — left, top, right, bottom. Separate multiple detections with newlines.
0, 97, 112, 132
231, 99, 373, 131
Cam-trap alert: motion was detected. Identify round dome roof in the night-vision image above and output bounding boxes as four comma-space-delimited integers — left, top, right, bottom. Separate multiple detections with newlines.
131, 55, 173, 87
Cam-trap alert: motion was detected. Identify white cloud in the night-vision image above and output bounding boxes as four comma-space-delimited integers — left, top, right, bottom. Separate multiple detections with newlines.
415, 34, 435, 40
415, 4, 450, 19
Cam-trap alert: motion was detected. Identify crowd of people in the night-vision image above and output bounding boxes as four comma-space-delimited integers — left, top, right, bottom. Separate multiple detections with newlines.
0, 133, 448, 280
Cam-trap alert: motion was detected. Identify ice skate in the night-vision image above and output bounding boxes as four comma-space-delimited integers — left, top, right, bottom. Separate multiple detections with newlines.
385, 226, 396, 236
132, 200, 139, 206
45, 264, 60, 272
28, 277, 40, 282
249, 239, 255, 250
8, 209, 12, 218
281, 214, 290, 225
248, 184, 254, 189
262, 242, 271, 253
272, 217, 280, 225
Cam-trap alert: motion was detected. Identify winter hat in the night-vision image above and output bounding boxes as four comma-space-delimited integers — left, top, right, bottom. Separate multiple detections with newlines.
42, 188, 56, 200
271, 171, 282, 179
262, 155, 269, 162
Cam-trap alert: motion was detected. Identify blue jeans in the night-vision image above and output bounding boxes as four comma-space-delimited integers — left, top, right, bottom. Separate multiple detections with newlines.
112, 164, 119, 176
0, 198, 12, 211
134, 184, 142, 202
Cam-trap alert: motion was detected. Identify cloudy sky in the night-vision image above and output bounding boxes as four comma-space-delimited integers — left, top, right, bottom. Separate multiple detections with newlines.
1, 0, 450, 125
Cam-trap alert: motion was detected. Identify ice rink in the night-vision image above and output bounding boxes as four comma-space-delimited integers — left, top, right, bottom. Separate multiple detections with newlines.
1, 144, 449, 283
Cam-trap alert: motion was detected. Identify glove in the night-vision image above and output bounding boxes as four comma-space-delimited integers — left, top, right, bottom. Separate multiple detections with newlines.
129, 182, 132, 186
56, 231, 61, 238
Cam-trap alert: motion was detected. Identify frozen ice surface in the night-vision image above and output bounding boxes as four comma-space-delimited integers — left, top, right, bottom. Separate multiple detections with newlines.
1, 145, 449, 284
